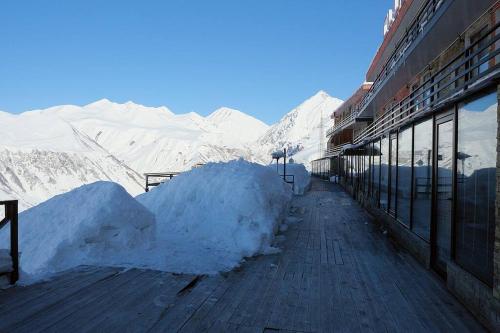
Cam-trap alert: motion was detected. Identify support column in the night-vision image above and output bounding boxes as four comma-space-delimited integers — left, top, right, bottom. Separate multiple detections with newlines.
494, 84, 500, 299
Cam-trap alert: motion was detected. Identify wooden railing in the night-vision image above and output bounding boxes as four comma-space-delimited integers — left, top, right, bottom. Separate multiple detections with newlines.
0, 200, 19, 284
144, 172, 180, 192
354, 21, 500, 144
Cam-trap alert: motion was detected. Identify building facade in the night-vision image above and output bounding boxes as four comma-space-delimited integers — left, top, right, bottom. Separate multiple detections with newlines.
312, 0, 500, 329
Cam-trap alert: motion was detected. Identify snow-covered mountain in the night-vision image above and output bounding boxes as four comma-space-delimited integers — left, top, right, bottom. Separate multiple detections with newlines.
34, 99, 270, 174
257, 90, 343, 166
0, 111, 144, 211
207, 107, 269, 143
0, 90, 342, 210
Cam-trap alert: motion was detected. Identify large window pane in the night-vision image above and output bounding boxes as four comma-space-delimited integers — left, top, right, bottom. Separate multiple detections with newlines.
380, 137, 389, 210
397, 127, 412, 226
365, 148, 370, 195
372, 140, 381, 205
456, 91, 497, 286
389, 136, 398, 215
412, 118, 433, 241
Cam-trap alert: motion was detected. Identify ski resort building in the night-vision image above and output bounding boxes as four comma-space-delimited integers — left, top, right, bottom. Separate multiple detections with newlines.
312, 0, 500, 329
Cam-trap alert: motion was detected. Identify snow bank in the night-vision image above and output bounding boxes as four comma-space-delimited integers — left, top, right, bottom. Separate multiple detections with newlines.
269, 163, 311, 195
1, 160, 293, 281
137, 159, 293, 274
0, 182, 155, 281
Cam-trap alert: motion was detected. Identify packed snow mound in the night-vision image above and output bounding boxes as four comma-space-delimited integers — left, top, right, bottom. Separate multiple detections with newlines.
137, 159, 293, 274
0, 182, 155, 280
269, 163, 311, 195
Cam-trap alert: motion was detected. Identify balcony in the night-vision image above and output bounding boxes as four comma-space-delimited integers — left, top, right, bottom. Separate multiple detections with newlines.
325, 112, 356, 137
358, 0, 495, 120
353, 22, 500, 144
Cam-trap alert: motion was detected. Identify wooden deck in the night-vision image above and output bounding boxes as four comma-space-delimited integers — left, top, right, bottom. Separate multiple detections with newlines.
0, 178, 485, 332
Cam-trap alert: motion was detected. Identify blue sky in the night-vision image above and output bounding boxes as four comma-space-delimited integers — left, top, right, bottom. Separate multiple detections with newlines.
0, 0, 392, 124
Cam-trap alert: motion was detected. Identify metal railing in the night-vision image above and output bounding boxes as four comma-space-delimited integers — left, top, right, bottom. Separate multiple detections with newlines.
354, 21, 500, 144
326, 111, 357, 137
357, 0, 446, 118
144, 172, 180, 192
327, 0, 447, 138
0, 200, 19, 284
324, 143, 349, 157
282, 174, 295, 193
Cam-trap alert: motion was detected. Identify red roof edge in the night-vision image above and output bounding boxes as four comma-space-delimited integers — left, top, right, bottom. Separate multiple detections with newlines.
366, 0, 415, 80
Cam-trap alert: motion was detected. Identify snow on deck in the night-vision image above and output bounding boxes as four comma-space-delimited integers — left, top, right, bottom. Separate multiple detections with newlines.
0, 178, 484, 332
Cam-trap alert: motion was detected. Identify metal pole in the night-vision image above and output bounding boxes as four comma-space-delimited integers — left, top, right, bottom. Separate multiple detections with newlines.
9, 201, 19, 284
283, 148, 287, 180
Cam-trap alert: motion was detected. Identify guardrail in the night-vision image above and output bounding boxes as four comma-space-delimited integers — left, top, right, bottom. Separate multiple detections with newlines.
326, 111, 357, 137
328, 1, 447, 138
282, 174, 295, 193
0, 200, 19, 284
357, 0, 447, 119
354, 21, 500, 144
324, 144, 347, 157
144, 172, 181, 192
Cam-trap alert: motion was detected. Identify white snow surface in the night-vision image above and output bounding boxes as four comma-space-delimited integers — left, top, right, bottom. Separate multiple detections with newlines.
136, 160, 293, 274
257, 90, 343, 168
0, 90, 342, 211
0, 182, 155, 281
269, 163, 311, 195
1, 160, 293, 281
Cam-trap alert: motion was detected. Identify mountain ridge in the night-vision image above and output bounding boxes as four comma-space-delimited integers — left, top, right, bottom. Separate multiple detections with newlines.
0, 90, 343, 210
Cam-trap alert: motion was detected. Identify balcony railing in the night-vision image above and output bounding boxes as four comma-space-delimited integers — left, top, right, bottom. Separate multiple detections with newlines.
357, 0, 447, 118
326, 111, 357, 137
324, 143, 351, 157
353, 21, 500, 144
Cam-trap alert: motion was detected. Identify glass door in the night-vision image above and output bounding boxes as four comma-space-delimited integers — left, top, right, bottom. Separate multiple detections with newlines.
432, 114, 454, 276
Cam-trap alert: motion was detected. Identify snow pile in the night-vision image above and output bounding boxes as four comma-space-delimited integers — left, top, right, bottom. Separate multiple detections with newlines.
1, 160, 293, 281
0, 182, 155, 280
137, 159, 293, 274
269, 163, 311, 195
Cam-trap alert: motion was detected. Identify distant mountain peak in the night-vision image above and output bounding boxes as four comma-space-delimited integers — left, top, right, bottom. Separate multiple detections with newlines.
86, 98, 114, 107
208, 107, 248, 121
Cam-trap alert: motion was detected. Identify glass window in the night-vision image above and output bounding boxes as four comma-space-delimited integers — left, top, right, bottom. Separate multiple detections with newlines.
372, 140, 381, 205
456, 91, 497, 286
389, 136, 398, 215
380, 137, 390, 210
397, 127, 413, 226
365, 147, 370, 195
412, 118, 433, 241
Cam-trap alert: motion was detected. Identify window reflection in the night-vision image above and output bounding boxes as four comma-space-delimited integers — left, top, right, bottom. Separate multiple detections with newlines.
456, 91, 497, 286
372, 140, 381, 205
389, 136, 398, 215
397, 127, 412, 226
380, 137, 389, 210
412, 119, 432, 241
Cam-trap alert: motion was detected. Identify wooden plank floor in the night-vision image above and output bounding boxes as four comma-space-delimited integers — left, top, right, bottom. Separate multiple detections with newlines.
0, 178, 485, 332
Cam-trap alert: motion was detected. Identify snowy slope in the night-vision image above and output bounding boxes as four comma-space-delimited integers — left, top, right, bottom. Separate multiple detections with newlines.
0, 111, 144, 211
257, 90, 343, 167
0, 90, 342, 209
207, 107, 269, 143
38, 100, 269, 174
